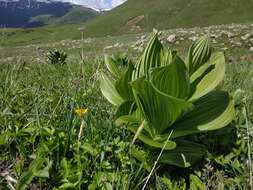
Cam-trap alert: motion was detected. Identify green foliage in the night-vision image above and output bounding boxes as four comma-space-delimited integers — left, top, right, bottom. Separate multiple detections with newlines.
47, 49, 68, 65
17, 144, 51, 190
0, 61, 148, 189
100, 33, 235, 168
0, 28, 252, 189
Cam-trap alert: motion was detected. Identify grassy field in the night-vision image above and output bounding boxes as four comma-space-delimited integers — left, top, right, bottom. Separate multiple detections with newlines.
1, 23, 253, 60
0, 23, 253, 189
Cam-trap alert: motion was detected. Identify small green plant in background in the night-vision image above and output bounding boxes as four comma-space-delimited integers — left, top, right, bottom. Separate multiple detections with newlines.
47, 49, 68, 65
100, 32, 235, 168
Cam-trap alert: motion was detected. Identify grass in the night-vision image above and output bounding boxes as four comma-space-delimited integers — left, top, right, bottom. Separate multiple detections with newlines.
0, 24, 252, 189
0, 59, 148, 189
0, 25, 83, 47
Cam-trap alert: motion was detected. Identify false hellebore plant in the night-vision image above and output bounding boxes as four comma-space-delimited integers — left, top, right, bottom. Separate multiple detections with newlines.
100, 33, 235, 168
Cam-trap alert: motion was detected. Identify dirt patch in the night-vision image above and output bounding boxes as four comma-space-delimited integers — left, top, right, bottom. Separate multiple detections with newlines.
119, 15, 145, 33
240, 55, 253, 62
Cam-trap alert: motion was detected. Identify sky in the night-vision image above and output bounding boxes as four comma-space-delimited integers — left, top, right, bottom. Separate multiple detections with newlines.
57, 0, 127, 10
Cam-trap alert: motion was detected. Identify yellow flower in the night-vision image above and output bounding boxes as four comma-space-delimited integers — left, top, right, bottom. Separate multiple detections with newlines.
74, 108, 88, 117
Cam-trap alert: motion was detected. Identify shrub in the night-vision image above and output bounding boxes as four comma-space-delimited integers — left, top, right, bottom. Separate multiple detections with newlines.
47, 49, 67, 65
100, 32, 235, 168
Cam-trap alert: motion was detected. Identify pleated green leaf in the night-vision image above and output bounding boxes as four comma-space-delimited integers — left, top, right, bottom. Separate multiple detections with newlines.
115, 62, 134, 101
116, 115, 176, 150
128, 122, 176, 150
116, 114, 153, 139
115, 115, 140, 127
132, 128, 176, 150
131, 78, 193, 134
158, 140, 206, 168
104, 55, 121, 78
187, 36, 212, 75
115, 101, 134, 118
169, 91, 235, 138
150, 55, 190, 99
100, 72, 124, 106
160, 47, 177, 66
189, 52, 225, 101
133, 33, 164, 80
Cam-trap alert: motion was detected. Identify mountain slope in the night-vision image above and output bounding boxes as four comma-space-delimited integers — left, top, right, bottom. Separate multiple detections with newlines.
0, 0, 98, 28
31, 6, 99, 25
82, 0, 253, 37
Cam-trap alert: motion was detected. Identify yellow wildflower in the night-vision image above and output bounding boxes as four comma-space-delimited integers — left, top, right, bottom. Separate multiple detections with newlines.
74, 108, 88, 117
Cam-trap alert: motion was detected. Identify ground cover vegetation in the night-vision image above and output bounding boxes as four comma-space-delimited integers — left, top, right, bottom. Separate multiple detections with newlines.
0, 26, 252, 189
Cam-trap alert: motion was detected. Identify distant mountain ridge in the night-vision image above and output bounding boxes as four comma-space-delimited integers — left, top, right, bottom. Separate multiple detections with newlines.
81, 0, 253, 37
0, 0, 98, 28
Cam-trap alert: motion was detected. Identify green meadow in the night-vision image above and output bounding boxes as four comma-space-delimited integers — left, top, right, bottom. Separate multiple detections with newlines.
0, 23, 253, 189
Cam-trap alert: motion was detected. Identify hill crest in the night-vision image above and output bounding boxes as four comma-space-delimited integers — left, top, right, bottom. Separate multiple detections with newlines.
0, 0, 98, 28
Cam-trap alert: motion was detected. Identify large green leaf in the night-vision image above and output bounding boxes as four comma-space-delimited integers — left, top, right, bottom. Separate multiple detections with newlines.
133, 33, 164, 80
150, 55, 190, 99
131, 78, 193, 135
104, 55, 121, 78
115, 101, 134, 118
115, 62, 134, 100
104, 54, 129, 77
105, 55, 121, 77
160, 47, 177, 66
189, 52, 225, 101
128, 124, 176, 150
115, 115, 140, 127
158, 140, 206, 168
116, 114, 153, 139
100, 72, 124, 106
116, 115, 176, 150
168, 91, 235, 138
187, 36, 212, 75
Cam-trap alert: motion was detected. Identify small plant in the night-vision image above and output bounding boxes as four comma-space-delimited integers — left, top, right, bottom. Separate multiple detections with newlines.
100, 32, 235, 168
47, 49, 67, 65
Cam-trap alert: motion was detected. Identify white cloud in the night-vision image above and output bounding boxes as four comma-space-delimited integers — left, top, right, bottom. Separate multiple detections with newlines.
111, 0, 126, 8
55, 0, 127, 10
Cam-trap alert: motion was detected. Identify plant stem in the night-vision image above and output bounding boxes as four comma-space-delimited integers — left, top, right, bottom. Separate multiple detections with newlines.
142, 130, 174, 190
244, 102, 253, 190
77, 120, 85, 190
132, 120, 146, 145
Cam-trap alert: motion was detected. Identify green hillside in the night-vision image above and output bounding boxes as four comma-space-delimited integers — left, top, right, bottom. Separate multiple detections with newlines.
2, 0, 253, 46
82, 0, 253, 36
0, 24, 85, 46
30, 6, 98, 25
